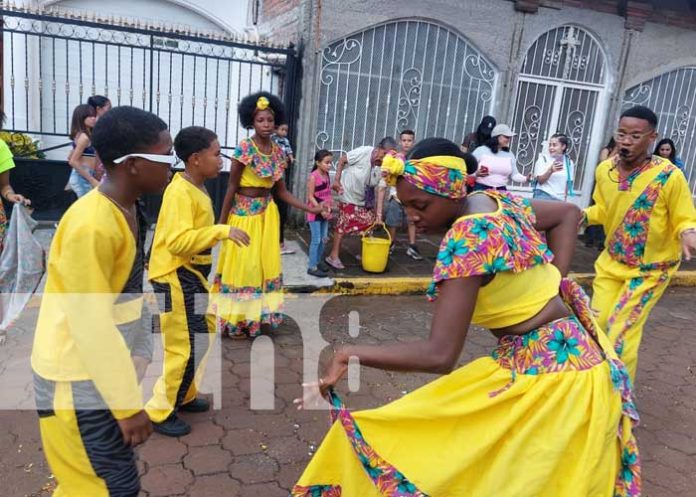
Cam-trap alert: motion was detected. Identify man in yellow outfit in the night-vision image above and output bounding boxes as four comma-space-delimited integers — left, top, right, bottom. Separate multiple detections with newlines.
145, 126, 249, 436
31, 106, 174, 496
585, 105, 696, 381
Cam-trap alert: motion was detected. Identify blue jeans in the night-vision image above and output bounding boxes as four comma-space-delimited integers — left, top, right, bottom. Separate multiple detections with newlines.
308, 220, 329, 269
472, 183, 507, 192
532, 189, 561, 201
68, 168, 95, 198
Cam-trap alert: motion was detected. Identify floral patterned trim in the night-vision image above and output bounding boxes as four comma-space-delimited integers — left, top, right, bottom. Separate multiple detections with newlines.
489, 315, 605, 397
218, 311, 283, 338
310, 391, 429, 497
560, 278, 641, 497
233, 137, 286, 182
607, 270, 672, 358
427, 191, 553, 300
231, 193, 272, 217
291, 485, 342, 497
212, 275, 283, 298
607, 161, 677, 268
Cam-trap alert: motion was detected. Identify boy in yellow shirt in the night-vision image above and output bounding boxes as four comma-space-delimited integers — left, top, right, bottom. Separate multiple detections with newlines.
585, 105, 696, 381
31, 106, 175, 496
145, 126, 249, 436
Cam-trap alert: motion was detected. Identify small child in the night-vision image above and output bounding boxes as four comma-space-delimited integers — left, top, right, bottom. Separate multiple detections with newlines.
273, 122, 295, 255
31, 106, 175, 496
145, 126, 249, 437
306, 149, 333, 277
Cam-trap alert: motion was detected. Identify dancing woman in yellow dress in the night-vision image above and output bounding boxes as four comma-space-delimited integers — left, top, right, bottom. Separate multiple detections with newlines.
292, 138, 640, 497
212, 92, 323, 338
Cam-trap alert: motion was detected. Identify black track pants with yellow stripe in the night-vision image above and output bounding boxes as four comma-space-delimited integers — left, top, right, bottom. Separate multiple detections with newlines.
34, 375, 139, 497
146, 263, 215, 423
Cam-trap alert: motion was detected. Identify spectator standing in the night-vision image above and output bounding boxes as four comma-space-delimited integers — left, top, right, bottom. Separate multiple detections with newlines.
472, 124, 529, 191
460, 115, 496, 153
325, 137, 397, 270
376, 130, 422, 260
654, 138, 686, 171
532, 133, 575, 201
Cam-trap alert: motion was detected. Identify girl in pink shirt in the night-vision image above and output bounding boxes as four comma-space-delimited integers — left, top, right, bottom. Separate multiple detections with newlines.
472, 124, 530, 191
306, 150, 333, 277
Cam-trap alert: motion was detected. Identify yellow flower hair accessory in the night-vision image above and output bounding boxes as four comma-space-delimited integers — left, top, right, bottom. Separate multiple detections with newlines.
381, 154, 406, 186
256, 96, 270, 111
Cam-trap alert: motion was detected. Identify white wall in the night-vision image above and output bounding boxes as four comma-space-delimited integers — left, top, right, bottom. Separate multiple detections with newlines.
5, 1, 286, 162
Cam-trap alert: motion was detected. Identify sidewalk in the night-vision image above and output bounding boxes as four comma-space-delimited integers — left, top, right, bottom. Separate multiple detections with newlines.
289, 227, 696, 290
28, 226, 696, 297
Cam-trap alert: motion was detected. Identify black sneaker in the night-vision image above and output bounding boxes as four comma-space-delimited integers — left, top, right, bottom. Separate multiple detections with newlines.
318, 261, 331, 273
307, 267, 329, 278
406, 245, 423, 261
180, 397, 210, 413
153, 415, 191, 437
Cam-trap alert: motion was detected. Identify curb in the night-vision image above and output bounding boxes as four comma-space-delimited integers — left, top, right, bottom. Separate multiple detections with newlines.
284, 271, 696, 295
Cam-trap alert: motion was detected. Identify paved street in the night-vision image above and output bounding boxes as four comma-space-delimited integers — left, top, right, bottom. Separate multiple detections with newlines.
0, 289, 694, 496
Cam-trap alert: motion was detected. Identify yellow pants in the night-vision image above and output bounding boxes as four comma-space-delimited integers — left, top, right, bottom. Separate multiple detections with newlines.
34, 375, 139, 497
592, 251, 677, 381
146, 264, 215, 423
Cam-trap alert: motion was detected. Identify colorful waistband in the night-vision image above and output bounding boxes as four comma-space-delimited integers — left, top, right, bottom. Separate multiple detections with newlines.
491, 315, 604, 386
231, 193, 273, 216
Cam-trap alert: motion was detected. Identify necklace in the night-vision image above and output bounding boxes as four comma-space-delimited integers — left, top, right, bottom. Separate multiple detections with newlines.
182, 171, 208, 194
98, 189, 139, 237
607, 156, 652, 190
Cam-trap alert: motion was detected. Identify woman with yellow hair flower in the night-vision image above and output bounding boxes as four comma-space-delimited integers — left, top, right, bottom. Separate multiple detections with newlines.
292, 138, 640, 497
212, 92, 324, 338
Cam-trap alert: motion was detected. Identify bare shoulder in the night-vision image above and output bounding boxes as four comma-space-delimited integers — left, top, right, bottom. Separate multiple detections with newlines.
462, 192, 498, 216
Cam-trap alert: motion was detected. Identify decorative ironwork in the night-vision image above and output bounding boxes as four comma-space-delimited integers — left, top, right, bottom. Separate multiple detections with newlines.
512, 25, 607, 194
521, 25, 603, 85
315, 19, 498, 155
0, 6, 299, 154
623, 66, 696, 195
516, 104, 543, 168
397, 67, 422, 131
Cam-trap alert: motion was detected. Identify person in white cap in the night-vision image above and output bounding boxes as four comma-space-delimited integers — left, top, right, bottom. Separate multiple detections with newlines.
471, 124, 530, 191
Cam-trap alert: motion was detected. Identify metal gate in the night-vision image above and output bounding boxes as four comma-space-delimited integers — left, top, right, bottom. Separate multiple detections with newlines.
0, 5, 299, 154
0, 4, 300, 220
315, 19, 498, 155
511, 25, 608, 202
623, 66, 696, 196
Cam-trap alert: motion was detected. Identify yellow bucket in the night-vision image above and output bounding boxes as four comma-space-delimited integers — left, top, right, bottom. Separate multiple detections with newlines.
361, 222, 392, 273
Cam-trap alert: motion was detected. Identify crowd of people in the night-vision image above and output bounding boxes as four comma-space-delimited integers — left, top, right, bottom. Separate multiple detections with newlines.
15, 86, 696, 496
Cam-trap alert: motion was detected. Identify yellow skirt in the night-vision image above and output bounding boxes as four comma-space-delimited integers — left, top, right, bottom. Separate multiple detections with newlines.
211, 194, 283, 337
293, 282, 640, 497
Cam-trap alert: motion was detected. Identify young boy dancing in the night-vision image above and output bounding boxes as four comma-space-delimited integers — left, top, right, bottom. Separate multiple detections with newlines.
31, 106, 175, 496
145, 126, 249, 436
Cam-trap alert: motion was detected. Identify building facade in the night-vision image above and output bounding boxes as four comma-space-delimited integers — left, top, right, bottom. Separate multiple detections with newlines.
258, 0, 696, 207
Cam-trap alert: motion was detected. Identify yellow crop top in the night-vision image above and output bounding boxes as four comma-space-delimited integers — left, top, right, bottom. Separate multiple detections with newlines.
233, 137, 287, 188
427, 191, 560, 329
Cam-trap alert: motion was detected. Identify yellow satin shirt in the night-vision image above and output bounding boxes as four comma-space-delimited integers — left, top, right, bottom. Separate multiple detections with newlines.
148, 173, 229, 280
31, 190, 142, 419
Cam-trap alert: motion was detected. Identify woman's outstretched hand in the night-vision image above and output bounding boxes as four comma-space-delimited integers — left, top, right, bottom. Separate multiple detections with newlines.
293, 350, 348, 410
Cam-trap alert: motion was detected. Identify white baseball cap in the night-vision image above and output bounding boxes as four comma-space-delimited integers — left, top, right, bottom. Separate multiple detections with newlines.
491, 124, 516, 138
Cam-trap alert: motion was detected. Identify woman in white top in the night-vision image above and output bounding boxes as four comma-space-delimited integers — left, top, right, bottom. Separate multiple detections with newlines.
471, 124, 529, 191
532, 133, 575, 202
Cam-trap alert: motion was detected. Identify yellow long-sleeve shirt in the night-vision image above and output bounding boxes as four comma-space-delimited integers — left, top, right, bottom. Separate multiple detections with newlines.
31, 190, 143, 419
585, 156, 696, 265
147, 173, 229, 280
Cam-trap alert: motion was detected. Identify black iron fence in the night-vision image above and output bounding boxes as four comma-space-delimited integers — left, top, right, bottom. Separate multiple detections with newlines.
0, 4, 300, 221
